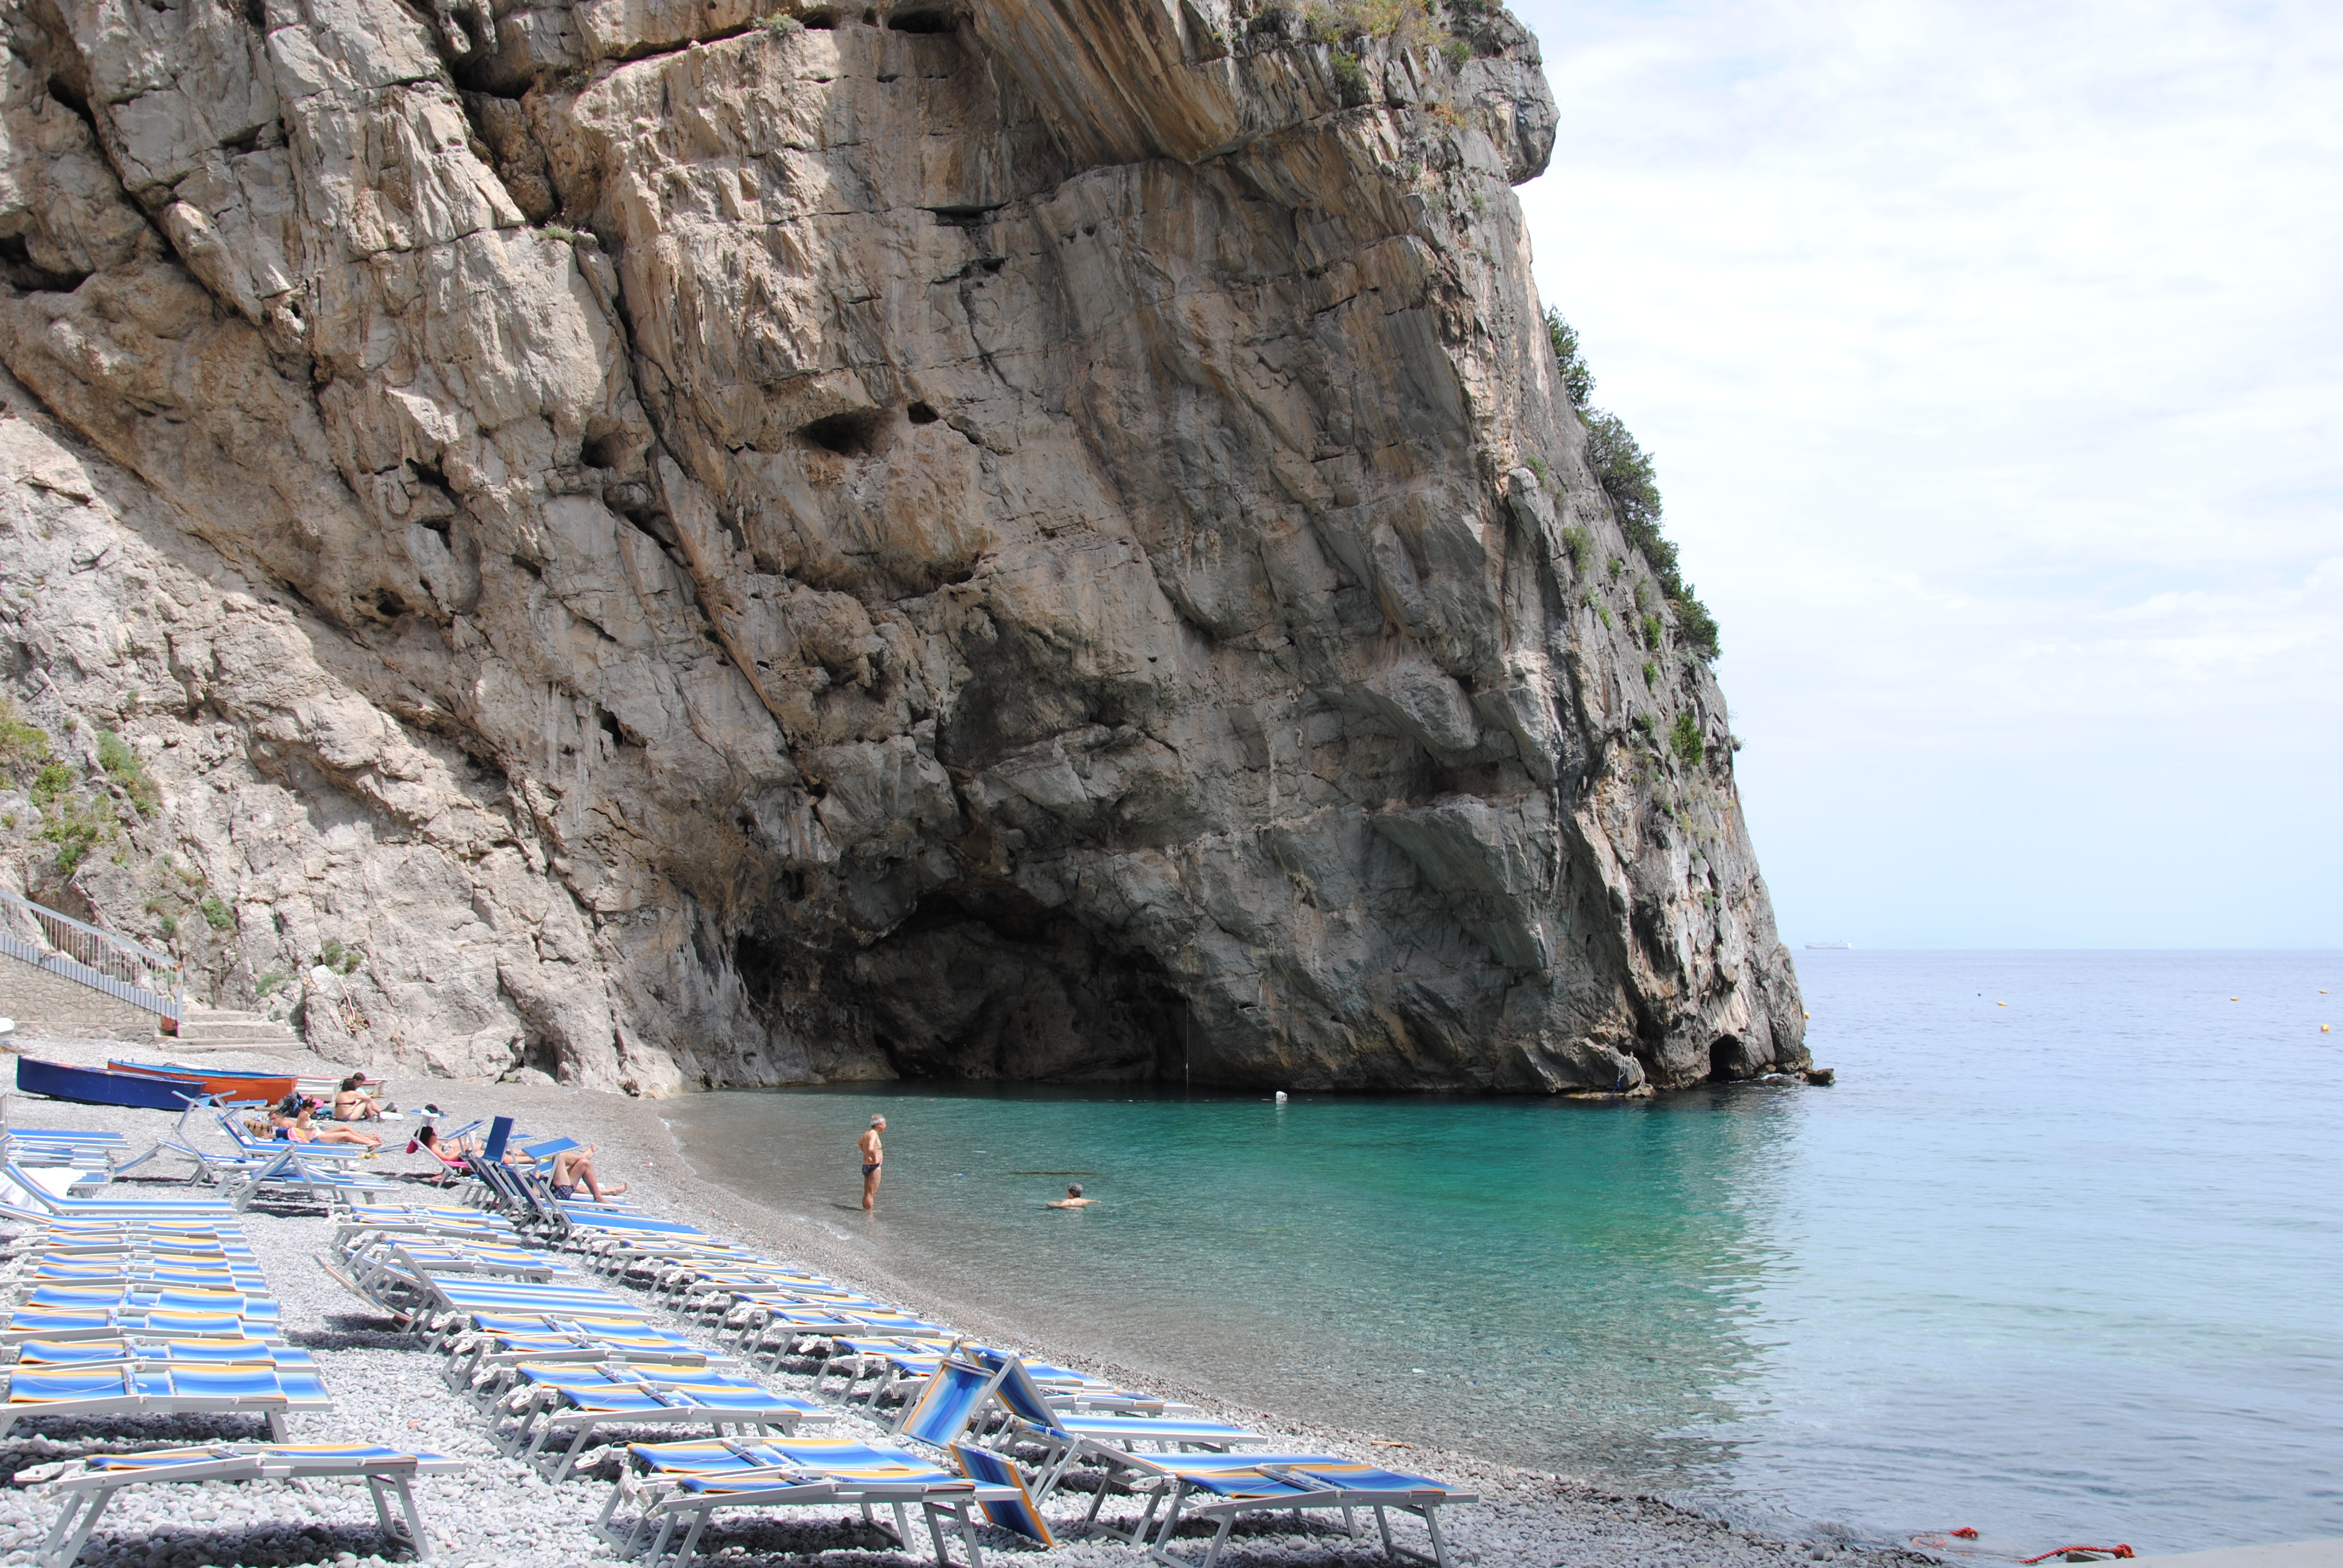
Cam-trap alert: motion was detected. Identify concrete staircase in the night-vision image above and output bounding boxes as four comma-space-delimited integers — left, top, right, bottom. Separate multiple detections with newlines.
169, 1008, 298, 1048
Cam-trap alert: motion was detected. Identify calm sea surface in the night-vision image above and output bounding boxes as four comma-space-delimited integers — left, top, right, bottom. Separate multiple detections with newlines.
664, 951, 2343, 1554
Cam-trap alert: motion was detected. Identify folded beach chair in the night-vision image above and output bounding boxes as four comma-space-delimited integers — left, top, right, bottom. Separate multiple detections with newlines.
598, 1436, 1032, 1568
494, 1361, 834, 1481
24, 1442, 462, 1567
897, 1353, 1268, 1503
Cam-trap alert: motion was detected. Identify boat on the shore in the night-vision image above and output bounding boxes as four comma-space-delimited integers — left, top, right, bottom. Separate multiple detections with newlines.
106, 1057, 297, 1104
13, 1056, 208, 1111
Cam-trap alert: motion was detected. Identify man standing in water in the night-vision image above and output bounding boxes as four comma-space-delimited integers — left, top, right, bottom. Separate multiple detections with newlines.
859, 1115, 885, 1210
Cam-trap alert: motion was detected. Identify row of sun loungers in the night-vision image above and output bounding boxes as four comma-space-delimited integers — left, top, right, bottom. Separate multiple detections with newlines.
0, 1177, 465, 1567
370, 1128, 1475, 1568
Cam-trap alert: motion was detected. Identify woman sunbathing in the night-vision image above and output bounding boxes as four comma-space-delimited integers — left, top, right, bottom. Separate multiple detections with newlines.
271, 1097, 382, 1150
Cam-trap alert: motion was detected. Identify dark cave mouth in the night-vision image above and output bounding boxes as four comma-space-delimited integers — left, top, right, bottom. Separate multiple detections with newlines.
733, 889, 1194, 1085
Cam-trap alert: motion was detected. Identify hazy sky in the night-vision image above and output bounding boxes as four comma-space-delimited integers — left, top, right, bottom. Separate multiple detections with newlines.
1505, 0, 2342, 947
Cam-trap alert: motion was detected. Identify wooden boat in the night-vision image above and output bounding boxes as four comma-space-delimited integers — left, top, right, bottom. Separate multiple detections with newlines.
15, 1057, 206, 1111
108, 1058, 297, 1104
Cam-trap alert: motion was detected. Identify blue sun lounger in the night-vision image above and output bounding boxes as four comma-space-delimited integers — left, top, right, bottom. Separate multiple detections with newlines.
597, 1436, 1031, 1568
11, 1335, 318, 1373
0, 1166, 235, 1218
445, 1322, 727, 1399
897, 1353, 1269, 1503
494, 1362, 834, 1481
0, 1361, 320, 1440
1, 1305, 284, 1345
1124, 1458, 1478, 1568
25, 1442, 464, 1568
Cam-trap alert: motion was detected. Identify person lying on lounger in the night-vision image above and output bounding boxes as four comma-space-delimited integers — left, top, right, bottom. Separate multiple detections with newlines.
272, 1096, 382, 1150
408, 1125, 481, 1178
548, 1143, 628, 1203
1046, 1183, 1094, 1209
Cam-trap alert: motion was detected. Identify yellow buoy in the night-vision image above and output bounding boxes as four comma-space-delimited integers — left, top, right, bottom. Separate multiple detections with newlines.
1997, 1001, 2007, 1007
2230, 996, 2240, 1001
2324, 1025, 2333, 1033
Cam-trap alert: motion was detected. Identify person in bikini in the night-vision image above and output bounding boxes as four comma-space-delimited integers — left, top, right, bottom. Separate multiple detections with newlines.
1046, 1183, 1093, 1209
859, 1116, 885, 1210
272, 1096, 382, 1150
548, 1144, 627, 1203
330, 1074, 383, 1121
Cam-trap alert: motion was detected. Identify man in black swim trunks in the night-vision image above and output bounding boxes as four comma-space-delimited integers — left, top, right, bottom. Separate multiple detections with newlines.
859, 1115, 885, 1210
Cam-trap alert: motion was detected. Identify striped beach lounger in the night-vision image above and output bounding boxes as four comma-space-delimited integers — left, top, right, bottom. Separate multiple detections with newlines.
0, 1361, 320, 1440
599, 1436, 1026, 1568
897, 1354, 1268, 1503
1130, 1459, 1479, 1568
448, 1325, 727, 1399
24, 1442, 464, 1568
497, 1363, 834, 1480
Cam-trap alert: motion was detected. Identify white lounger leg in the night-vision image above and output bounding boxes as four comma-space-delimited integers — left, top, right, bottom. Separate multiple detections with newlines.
1421, 1501, 1455, 1568
667, 1504, 715, 1568
388, 1474, 436, 1563
38, 1485, 113, 1568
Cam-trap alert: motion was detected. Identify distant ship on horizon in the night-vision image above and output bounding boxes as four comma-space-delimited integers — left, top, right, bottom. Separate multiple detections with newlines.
1804, 941, 1853, 950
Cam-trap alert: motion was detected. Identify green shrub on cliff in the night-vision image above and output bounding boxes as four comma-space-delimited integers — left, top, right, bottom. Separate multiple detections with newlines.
1669, 710, 1706, 768
1542, 307, 1722, 661
96, 729, 160, 818
1303, 0, 1435, 48
0, 699, 50, 783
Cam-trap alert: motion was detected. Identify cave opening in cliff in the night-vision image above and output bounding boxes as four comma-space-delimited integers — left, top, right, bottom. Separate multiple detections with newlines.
800, 408, 885, 456
885, 4, 954, 31
1707, 1036, 1741, 1082
850, 889, 1191, 1085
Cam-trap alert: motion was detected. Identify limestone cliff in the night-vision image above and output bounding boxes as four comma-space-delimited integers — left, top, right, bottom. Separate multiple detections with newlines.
0, 0, 1806, 1093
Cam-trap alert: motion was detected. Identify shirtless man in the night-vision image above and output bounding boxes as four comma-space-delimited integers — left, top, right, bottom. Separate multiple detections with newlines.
549, 1144, 628, 1204
1046, 1183, 1093, 1209
859, 1116, 885, 1210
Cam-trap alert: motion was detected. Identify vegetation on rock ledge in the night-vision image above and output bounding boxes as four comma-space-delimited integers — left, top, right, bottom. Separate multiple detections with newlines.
1545, 309, 1723, 661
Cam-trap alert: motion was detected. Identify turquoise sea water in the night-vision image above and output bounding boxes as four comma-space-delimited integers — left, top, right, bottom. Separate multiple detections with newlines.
664, 951, 2343, 1555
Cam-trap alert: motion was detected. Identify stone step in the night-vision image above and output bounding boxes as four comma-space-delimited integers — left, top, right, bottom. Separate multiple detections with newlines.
174, 1019, 297, 1044
183, 1009, 263, 1024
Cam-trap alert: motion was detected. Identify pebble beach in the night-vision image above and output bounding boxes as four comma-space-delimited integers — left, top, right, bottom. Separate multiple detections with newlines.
0, 1034, 1931, 1568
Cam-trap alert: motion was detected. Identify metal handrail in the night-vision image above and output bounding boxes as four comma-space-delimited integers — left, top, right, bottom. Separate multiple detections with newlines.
0, 887, 185, 1021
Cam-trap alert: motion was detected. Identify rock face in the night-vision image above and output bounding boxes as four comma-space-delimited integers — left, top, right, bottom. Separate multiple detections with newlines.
0, 0, 1806, 1093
